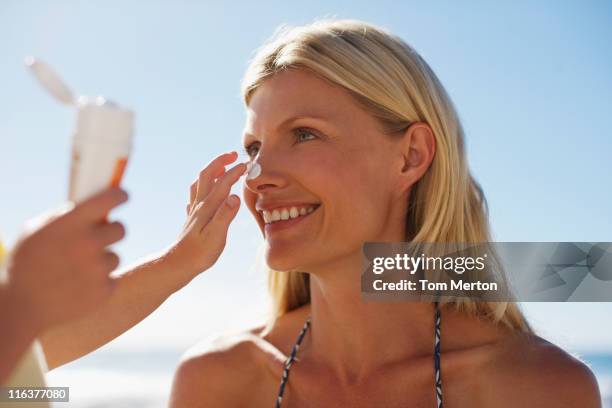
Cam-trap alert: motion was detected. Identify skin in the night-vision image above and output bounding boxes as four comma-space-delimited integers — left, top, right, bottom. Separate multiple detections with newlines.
169, 68, 601, 407
1, 154, 247, 382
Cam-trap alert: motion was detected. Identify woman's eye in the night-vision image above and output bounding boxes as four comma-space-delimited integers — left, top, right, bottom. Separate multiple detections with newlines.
243, 129, 318, 158
295, 128, 318, 143
244, 144, 259, 158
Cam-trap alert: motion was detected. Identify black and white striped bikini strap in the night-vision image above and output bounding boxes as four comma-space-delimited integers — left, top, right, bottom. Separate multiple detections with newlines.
433, 301, 443, 408
275, 316, 311, 408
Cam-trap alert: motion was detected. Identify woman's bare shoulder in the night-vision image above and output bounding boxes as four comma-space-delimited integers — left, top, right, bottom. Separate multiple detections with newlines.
481, 333, 601, 407
169, 328, 275, 407
169, 305, 311, 408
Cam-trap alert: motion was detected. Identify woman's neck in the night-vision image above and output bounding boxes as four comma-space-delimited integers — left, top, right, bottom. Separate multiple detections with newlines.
305, 251, 437, 384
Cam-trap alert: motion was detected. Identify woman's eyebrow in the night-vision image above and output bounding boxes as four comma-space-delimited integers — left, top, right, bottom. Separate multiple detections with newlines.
277, 114, 331, 129
242, 114, 332, 143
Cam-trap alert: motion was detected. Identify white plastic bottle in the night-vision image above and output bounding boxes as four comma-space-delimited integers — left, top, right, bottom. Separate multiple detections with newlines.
25, 57, 134, 203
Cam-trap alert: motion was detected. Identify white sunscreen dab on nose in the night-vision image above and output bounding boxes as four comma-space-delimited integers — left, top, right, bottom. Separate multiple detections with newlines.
25, 56, 134, 203
245, 161, 262, 180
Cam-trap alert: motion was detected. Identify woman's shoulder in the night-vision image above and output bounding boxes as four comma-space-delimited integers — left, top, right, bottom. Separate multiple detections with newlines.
169, 304, 311, 407
169, 329, 275, 407
480, 333, 601, 407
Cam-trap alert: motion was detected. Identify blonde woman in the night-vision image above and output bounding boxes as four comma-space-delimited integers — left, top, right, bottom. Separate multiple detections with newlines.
170, 20, 601, 407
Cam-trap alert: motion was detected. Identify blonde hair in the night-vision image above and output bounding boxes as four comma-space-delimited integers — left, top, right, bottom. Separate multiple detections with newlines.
241, 19, 531, 333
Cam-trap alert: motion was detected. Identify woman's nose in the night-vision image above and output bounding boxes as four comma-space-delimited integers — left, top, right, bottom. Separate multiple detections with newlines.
243, 153, 287, 193
243, 159, 270, 192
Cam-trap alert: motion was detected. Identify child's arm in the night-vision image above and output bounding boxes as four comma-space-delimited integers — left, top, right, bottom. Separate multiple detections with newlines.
39, 251, 188, 370
0, 284, 39, 384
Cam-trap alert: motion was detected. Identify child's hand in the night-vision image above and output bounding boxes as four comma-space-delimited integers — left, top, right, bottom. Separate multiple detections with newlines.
5, 187, 128, 336
164, 152, 247, 282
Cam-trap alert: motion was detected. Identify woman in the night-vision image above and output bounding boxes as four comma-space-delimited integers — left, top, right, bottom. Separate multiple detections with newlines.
170, 20, 601, 407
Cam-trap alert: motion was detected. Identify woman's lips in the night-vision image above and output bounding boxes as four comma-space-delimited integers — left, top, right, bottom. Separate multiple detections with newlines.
264, 205, 320, 235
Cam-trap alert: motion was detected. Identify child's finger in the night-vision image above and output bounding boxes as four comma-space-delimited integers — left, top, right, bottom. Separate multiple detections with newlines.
194, 162, 246, 229
194, 152, 237, 204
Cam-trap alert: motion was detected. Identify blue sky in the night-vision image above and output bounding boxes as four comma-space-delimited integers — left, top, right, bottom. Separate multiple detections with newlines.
1, 0, 611, 356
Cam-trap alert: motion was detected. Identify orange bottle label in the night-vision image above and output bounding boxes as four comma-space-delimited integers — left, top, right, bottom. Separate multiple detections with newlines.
110, 157, 129, 187
100, 157, 129, 222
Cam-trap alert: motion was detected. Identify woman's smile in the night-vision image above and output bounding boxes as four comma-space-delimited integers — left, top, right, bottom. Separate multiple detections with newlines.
263, 204, 321, 235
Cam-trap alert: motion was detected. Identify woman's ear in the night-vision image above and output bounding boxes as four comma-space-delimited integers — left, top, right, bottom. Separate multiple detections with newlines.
398, 122, 436, 191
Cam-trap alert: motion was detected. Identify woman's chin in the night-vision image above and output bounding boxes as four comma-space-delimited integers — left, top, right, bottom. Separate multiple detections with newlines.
264, 247, 306, 272
265, 256, 299, 272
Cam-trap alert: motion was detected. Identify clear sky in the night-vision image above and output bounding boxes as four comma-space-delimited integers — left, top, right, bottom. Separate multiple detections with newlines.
1, 0, 611, 355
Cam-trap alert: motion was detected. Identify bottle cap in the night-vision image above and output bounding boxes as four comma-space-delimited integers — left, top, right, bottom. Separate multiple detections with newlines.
25, 56, 75, 106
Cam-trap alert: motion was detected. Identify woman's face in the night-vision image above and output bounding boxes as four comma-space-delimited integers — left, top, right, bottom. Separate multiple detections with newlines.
242, 68, 407, 273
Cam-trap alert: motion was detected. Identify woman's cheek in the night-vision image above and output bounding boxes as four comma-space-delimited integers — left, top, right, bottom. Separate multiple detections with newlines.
242, 189, 261, 223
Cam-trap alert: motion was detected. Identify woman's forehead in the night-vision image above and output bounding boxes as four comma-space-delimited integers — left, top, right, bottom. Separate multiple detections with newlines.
245, 77, 365, 134
248, 70, 358, 116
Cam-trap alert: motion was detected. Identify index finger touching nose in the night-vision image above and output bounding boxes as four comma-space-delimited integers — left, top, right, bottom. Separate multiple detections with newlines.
206, 151, 238, 176
195, 151, 239, 202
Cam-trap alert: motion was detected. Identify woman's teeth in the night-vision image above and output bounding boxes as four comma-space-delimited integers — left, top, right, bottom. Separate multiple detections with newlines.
262, 205, 319, 224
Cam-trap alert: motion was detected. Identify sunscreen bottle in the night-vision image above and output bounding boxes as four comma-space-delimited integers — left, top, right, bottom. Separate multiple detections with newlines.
25, 57, 134, 203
